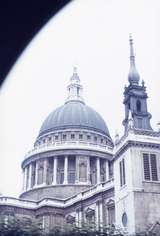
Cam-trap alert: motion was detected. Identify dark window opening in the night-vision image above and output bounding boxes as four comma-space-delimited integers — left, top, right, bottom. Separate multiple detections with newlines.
94, 136, 97, 142
71, 134, 75, 139
136, 100, 141, 112
137, 118, 143, 129
120, 159, 126, 187
77, 87, 80, 96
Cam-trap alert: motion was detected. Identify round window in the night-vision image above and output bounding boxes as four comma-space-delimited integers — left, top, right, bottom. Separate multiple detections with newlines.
122, 212, 127, 227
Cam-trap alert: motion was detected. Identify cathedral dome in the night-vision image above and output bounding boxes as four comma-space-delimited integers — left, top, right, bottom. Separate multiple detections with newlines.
39, 100, 110, 137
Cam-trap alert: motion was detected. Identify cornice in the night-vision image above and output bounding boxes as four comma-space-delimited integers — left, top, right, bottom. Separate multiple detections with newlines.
115, 140, 160, 160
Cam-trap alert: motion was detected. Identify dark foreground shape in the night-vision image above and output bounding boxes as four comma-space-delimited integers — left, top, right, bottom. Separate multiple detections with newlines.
0, 216, 159, 236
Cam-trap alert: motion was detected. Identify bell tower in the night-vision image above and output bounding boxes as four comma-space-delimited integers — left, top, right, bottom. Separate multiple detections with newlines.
122, 35, 152, 132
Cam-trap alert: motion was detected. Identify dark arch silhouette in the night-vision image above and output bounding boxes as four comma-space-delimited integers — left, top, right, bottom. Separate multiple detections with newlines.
0, 0, 72, 87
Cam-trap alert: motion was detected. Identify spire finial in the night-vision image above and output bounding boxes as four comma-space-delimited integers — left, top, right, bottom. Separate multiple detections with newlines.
70, 66, 79, 82
129, 34, 135, 65
73, 66, 77, 74
128, 34, 140, 85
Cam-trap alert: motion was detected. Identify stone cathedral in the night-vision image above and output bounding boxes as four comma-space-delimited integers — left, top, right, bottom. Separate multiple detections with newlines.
0, 36, 160, 234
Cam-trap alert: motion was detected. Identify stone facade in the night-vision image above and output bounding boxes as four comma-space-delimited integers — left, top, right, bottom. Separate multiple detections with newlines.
0, 37, 160, 234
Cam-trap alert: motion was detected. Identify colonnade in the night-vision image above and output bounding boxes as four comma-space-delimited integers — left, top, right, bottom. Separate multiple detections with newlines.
23, 156, 109, 192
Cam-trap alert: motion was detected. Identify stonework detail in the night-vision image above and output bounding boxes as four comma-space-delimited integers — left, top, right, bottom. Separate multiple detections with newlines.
1, 37, 160, 235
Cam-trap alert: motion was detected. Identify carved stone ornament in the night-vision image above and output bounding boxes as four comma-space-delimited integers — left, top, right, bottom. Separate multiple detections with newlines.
66, 214, 75, 224
85, 207, 95, 217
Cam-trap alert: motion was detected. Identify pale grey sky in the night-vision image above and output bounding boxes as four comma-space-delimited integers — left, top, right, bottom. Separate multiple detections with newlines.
0, 0, 159, 197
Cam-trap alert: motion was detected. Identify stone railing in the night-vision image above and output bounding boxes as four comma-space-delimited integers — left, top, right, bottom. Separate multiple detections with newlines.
65, 178, 114, 206
0, 196, 37, 209
24, 141, 113, 159
0, 179, 114, 209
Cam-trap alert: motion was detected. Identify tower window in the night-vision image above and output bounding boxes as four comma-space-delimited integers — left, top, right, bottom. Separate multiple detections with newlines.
136, 100, 141, 112
63, 134, 66, 140
143, 153, 158, 181
71, 134, 75, 139
55, 135, 58, 141
79, 134, 83, 140
87, 135, 91, 140
119, 159, 126, 187
94, 136, 97, 142
77, 87, 80, 96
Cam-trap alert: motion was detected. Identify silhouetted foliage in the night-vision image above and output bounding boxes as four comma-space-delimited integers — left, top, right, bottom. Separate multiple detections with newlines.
0, 216, 43, 236
0, 215, 159, 236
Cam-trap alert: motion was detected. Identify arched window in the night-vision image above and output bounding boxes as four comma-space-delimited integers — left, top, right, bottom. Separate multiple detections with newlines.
136, 100, 141, 112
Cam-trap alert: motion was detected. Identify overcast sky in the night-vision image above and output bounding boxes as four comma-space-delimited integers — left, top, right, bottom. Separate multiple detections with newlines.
0, 0, 159, 197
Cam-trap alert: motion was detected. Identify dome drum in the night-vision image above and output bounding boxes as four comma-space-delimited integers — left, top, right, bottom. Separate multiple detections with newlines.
21, 152, 112, 200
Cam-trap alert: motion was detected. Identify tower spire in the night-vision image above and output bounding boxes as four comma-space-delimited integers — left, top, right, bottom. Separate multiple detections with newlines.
129, 34, 135, 66
128, 35, 140, 85
65, 67, 84, 104
123, 36, 152, 132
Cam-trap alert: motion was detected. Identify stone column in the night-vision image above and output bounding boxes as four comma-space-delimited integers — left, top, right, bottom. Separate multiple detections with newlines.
28, 163, 32, 189
79, 209, 83, 227
75, 209, 79, 227
43, 158, 48, 185
99, 201, 103, 229
23, 167, 27, 191
87, 156, 91, 184
35, 161, 38, 186
53, 156, 57, 184
76, 208, 83, 227
26, 165, 29, 190
105, 160, 109, 181
96, 157, 101, 184
63, 156, 68, 184
95, 201, 100, 230
75, 155, 79, 183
